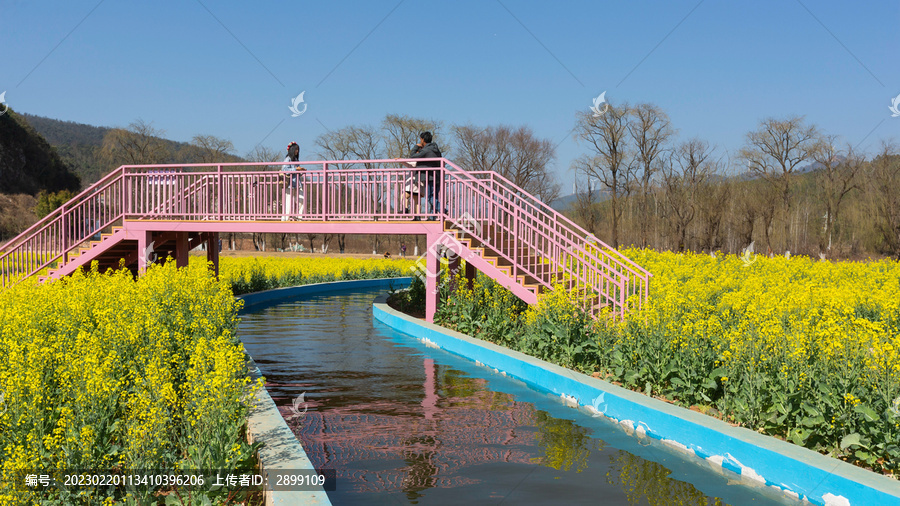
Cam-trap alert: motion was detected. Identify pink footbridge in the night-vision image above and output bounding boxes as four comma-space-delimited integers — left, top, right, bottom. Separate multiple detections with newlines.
0, 159, 650, 322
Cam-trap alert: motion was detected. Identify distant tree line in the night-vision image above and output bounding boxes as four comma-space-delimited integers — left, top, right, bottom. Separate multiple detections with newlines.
569, 102, 900, 260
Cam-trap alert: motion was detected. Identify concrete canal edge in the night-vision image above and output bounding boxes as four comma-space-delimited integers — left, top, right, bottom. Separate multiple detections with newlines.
239, 277, 411, 313
237, 277, 412, 506
372, 296, 900, 506
244, 355, 331, 506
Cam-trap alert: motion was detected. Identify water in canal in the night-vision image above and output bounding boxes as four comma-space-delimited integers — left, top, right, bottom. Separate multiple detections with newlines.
239, 286, 798, 505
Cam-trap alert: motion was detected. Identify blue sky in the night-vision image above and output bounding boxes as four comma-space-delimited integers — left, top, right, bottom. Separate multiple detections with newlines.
3, 0, 898, 193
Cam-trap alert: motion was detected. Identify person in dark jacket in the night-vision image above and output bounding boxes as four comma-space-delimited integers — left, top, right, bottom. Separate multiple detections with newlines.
409, 131, 443, 220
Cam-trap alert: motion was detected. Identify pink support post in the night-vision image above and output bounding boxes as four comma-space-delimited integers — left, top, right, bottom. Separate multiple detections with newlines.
61, 204, 68, 265
137, 231, 152, 274
217, 166, 223, 221
465, 261, 476, 291
175, 232, 189, 268
448, 250, 460, 292
425, 231, 439, 322
322, 163, 329, 221
206, 232, 219, 278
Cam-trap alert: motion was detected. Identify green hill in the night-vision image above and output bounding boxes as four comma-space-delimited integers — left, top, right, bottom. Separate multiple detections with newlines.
21, 113, 245, 187
0, 109, 82, 241
21, 113, 110, 185
0, 109, 80, 195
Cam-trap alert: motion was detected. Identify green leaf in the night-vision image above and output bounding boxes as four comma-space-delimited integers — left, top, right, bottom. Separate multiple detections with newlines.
854, 449, 874, 464
840, 433, 861, 449
853, 404, 879, 422
789, 428, 811, 445
709, 367, 727, 378
801, 402, 820, 417
799, 415, 825, 428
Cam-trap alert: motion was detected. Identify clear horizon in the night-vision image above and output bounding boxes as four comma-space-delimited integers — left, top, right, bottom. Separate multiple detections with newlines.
3, 0, 898, 194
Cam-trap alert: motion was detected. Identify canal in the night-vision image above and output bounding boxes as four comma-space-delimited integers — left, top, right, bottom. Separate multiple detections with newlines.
239, 286, 797, 505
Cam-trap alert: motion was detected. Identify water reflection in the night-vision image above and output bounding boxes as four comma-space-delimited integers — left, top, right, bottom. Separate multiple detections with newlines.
607, 452, 729, 506
532, 411, 600, 473
239, 290, 795, 505
289, 356, 555, 495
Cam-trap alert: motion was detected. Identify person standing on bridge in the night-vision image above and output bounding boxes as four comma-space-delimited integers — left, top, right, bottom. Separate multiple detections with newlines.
281, 142, 305, 221
409, 131, 443, 221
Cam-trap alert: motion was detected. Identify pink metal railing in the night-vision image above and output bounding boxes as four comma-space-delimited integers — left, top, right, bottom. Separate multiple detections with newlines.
120, 163, 423, 221
439, 162, 645, 317
0, 167, 127, 287
441, 160, 651, 311
1, 159, 650, 318
441, 167, 628, 314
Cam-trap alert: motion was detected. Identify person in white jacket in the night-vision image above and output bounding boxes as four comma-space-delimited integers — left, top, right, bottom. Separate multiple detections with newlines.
281, 142, 305, 221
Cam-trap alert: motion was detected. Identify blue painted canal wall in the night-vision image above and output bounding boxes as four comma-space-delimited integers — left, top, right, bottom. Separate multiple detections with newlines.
372, 297, 900, 506
239, 277, 411, 312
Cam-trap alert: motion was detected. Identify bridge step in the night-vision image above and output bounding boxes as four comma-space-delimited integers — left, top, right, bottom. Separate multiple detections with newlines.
444, 222, 558, 300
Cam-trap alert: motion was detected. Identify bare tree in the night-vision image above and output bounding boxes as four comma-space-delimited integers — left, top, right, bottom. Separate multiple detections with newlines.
866, 142, 900, 259
453, 124, 560, 203
306, 233, 318, 252
100, 119, 170, 167
811, 136, 862, 255
730, 181, 758, 251
662, 139, 711, 251
740, 116, 818, 252
629, 103, 674, 248
245, 145, 279, 167
572, 103, 632, 249
381, 114, 446, 159
253, 234, 266, 252
695, 155, 731, 252
315, 125, 382, 167
571, 178, 599, 235
190, 134, 235, 163
315, 125, 383, 254
381, 115, 447, 255
756, 179, 780, 255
